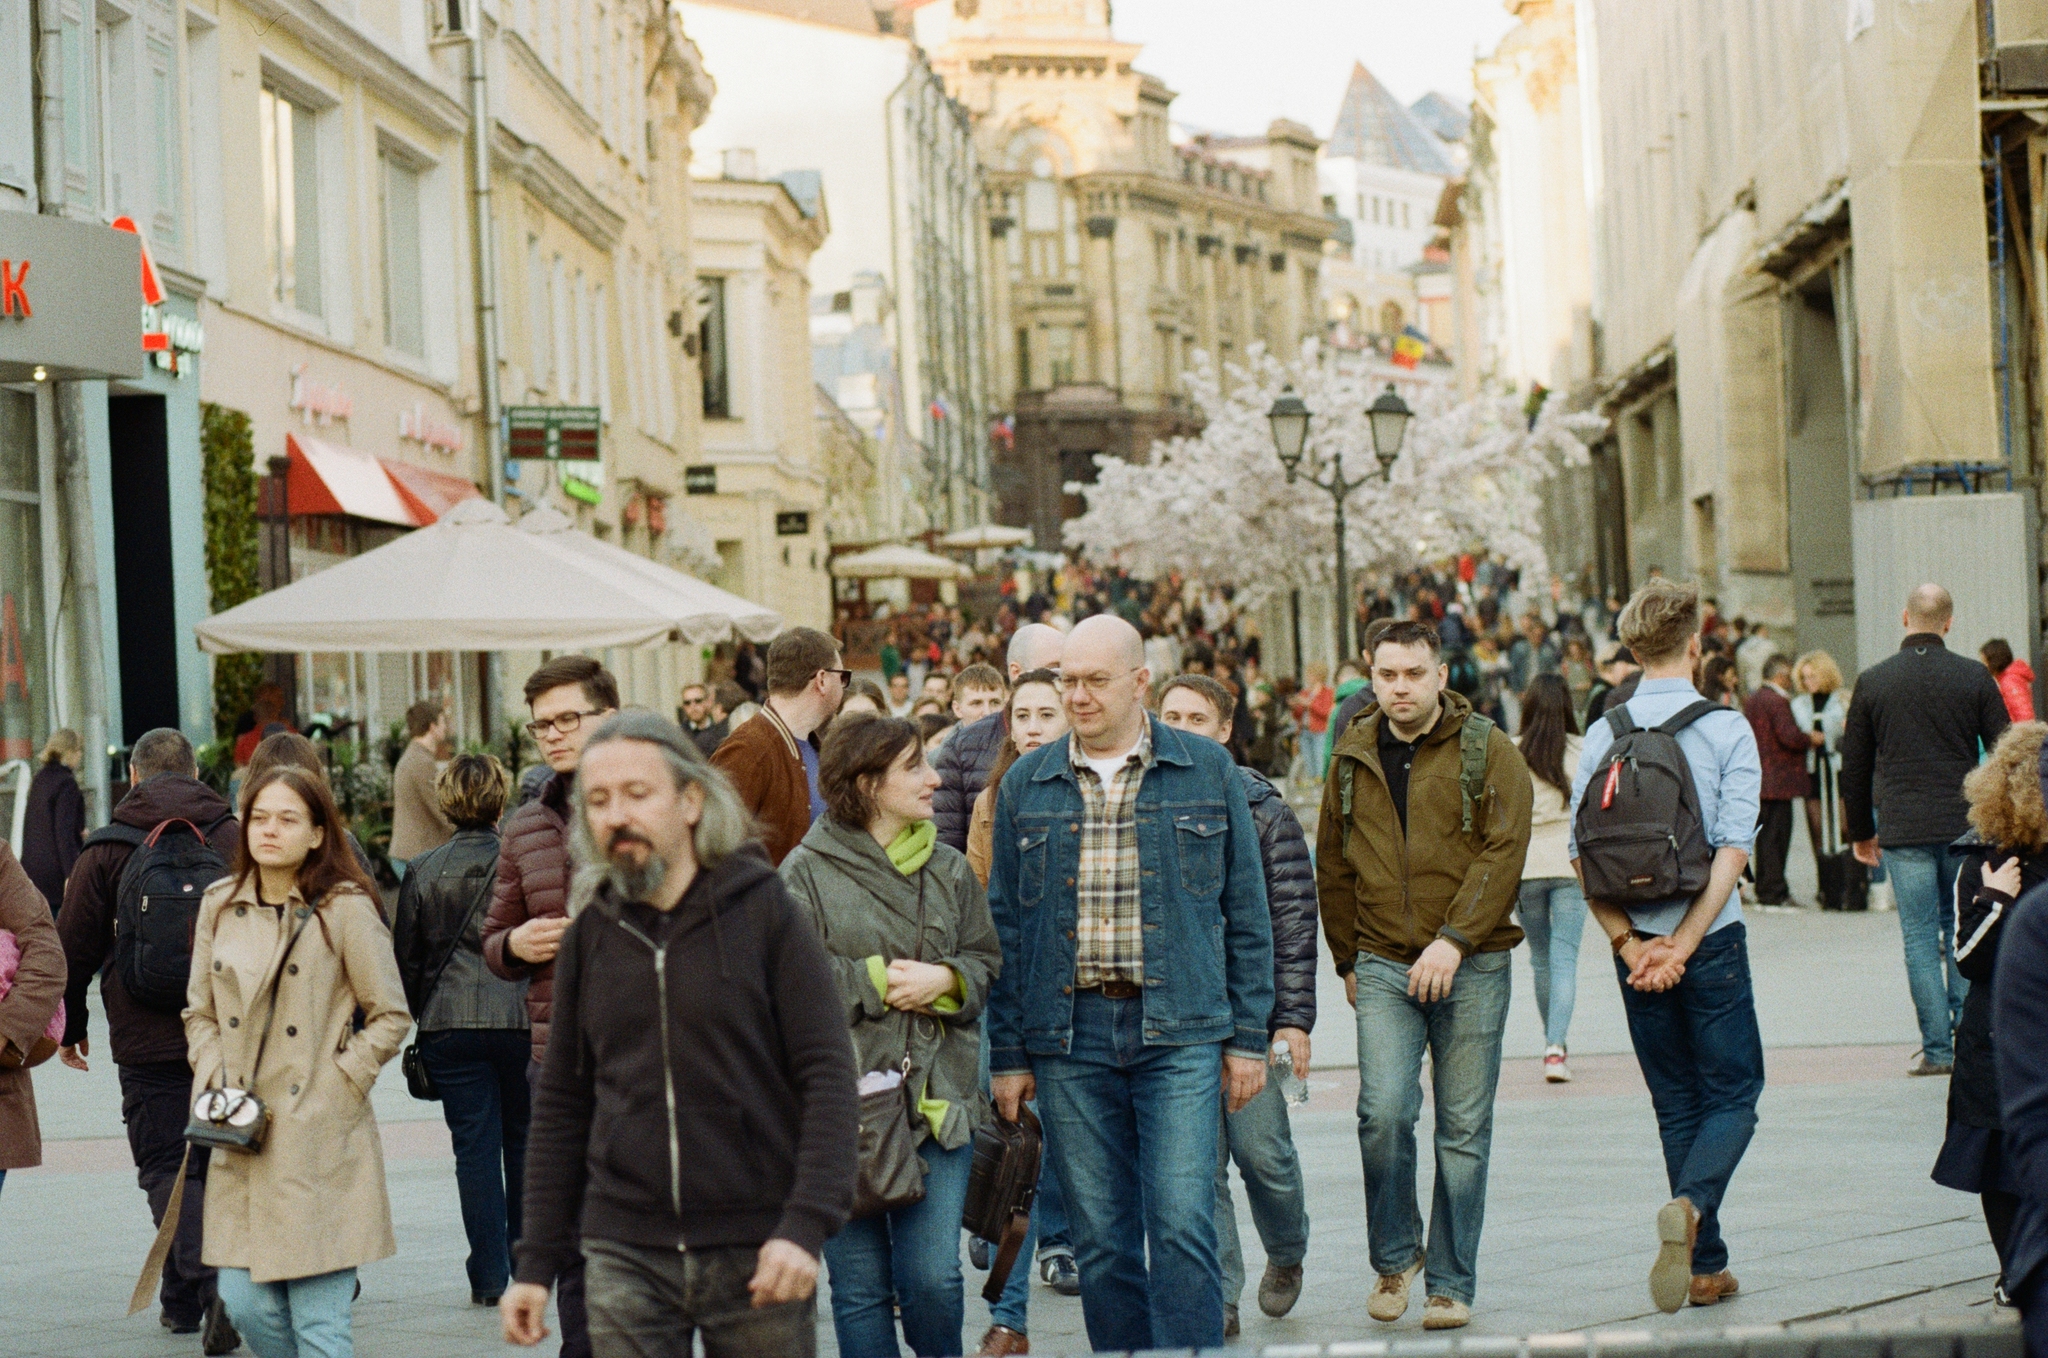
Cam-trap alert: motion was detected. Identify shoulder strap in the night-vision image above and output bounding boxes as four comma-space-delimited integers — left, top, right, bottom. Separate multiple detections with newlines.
226, 907, 313, 1091
418, 865, 497, 1016
1458, 714, 1495, 834
1336, 757, 1356, 857
82, 823, 148, 852
1604, 706, 1638, 738
1655, 700, 1723, 737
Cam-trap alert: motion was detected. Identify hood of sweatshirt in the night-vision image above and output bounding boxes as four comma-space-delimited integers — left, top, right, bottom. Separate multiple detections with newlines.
113, 772, 235, 832
793, 814, 926, 914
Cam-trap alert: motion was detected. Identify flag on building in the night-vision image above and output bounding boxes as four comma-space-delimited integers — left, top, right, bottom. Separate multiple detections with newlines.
1392, 326, 1427, 369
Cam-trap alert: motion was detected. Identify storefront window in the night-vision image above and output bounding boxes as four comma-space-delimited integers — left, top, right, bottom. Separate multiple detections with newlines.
0, 392, 47, 763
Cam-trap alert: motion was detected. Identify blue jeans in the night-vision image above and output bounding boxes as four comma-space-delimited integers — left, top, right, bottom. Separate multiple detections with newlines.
1353, 949, 1512, 1307
1518, 878, 1589, 1050
1215, 1073, 1310, 1306
1616, 922, 1764, 1275
419, 1028, 530, 1298
1884, 844, 1968, 1064
216, 1266, 357, 1358
822, 1137, 973, 1357
1033, 990, 1226, 1351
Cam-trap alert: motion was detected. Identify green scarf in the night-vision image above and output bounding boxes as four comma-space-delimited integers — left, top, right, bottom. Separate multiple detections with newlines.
886, 819, 936, 875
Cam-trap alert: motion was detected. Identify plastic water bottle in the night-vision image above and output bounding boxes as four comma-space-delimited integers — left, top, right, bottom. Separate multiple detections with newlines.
1271, 1040, 1309, 1108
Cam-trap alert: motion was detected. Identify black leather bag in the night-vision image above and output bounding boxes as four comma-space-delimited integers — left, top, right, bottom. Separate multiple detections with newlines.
186, 906, 311, 1154
849, 877, 932, 1219
961, 1107, 1042, 1303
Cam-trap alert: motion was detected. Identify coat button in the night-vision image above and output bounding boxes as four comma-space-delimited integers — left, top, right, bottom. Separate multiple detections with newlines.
212, 961, 221, 971
1068, 823, 1078, 832
227, 1017, 239, 1028
285, 1026, 297, 1037
1062, 985, 1072, 994
1065, 877, 1075, 886
288, 965, 298, 975
235, 906, 247, 916
1066, 930, 1075, 940
289, 1084, 299, 1096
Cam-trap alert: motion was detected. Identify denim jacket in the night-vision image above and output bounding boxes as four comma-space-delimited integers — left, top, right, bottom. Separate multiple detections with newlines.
985, 716, 1273, 1074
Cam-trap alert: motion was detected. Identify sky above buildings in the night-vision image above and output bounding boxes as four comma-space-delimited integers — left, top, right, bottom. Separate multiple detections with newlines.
1112, 0, 1518, 137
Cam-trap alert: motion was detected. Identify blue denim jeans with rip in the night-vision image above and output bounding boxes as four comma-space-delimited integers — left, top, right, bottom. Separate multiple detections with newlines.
1032, 989, 1226, 1352
1215, 1071, 1310, 1307
821, 1137, 974, 1358
1615, 922, 1765, 1276
1882, 843, 1968, 1065
1352, 948, 1512, 1307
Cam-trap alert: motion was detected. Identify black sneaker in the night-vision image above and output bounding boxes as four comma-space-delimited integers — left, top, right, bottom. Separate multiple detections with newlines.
969, 1236, 992, 1270
201, 1297, 242, 1356
160, 1313, 202, 1335
472, 1292, 503, 1307
1039, 1253, 1079, 1296
1996, 1277, 2017, 1308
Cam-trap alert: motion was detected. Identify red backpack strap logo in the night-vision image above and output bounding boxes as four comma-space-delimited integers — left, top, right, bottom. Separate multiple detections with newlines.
1600, 760, 1621, 810
143, 818, 206, 848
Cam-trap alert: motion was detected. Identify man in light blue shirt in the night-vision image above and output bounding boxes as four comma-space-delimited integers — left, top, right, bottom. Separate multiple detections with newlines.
1566, 579, 1763, 1316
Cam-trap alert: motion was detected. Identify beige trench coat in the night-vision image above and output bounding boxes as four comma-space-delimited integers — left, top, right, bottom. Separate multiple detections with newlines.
0, 841, 65, 1171
184, 875, 410, 1283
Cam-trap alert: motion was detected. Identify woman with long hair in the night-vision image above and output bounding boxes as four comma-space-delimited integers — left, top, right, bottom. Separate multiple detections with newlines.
1515, 674, 1588, 1083
966, 670, 1067, 889
777, 715, 1001, 1358
1790, 650, 1850, 865
1701, 653, 1742, 708
20, 728, 84, 915
1933, 721, 2048, 1307
186, 766, 410, 1358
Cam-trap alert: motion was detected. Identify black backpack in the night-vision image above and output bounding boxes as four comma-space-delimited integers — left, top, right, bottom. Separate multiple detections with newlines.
83, 816, 232, 1014
1572, 702, 1720, 905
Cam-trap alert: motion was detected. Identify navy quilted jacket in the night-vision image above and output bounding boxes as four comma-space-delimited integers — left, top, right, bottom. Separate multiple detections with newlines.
932, 711, 1008, 853
1240, 766, 1318, 1035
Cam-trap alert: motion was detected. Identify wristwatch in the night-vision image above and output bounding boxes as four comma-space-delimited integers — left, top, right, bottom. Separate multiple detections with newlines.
1608, 928, 1641, 954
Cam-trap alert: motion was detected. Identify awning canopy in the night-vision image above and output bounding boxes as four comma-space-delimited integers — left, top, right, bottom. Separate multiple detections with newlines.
936, 524, 1033, 549
830, 543, 972, 580
194, 499, 783, 654
285, 432, 483, 527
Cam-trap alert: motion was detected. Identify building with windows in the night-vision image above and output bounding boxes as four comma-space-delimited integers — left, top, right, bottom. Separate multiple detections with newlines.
915, 0, 1335, 552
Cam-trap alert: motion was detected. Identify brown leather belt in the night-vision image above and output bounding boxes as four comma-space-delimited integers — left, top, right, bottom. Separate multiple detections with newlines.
1079, 980, 1142, 1000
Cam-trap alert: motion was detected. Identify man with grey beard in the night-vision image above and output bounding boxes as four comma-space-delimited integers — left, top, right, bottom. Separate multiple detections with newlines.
502, 713, 859, 1357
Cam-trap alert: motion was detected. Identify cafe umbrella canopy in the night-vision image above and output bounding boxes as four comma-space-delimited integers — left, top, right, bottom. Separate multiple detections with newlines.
194, 499, 783, 654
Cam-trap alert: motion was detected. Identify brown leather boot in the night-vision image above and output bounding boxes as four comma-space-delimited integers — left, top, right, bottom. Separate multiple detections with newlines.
976, 1325, 1030, 1355
1689, 1270, 1740, 1306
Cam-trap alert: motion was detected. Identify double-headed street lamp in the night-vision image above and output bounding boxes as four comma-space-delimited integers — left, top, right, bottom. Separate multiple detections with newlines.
1268, 381, 1413, 664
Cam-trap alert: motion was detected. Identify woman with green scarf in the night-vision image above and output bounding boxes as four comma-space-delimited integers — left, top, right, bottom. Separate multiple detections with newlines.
778, 712, 1002, 1358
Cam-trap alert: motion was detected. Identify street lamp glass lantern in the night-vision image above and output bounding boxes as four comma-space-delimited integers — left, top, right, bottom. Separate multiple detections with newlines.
1368, 383, 1412, 479
1267, 386, 1311, 475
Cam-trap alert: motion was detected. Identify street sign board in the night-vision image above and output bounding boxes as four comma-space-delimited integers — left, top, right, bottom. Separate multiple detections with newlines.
504, 406, 601, 459
685, 465, 717, 494
776, 511, 810, 536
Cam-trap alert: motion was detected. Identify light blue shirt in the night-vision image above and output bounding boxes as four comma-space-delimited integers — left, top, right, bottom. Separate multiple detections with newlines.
1567, 677, 1762, 937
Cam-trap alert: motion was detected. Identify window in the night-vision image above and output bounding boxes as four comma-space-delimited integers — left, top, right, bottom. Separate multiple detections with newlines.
1045, 325, 1076, 386
573, 269, 592, 404
699, 275, 729, 418
260, 87, 322, 316
0, 392, 46, 764
60, 10, 88, 178
1015, 326, 1031, 392
1400, 201, 1410, 229
593, 281, 610, 420
1370, 196, 1381, 224
527, 235, 551, 396
550, 254, 569, 398
380, 151, 424, 357
96, 17, 127, 211
149, 42, 179, 241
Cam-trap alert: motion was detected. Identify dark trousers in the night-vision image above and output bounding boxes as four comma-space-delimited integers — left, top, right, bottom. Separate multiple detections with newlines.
1752, 799, 1795, 904
583, 1238, 814, 1358
529, 1056, 590, 1358
1616, 924, 1766, 1276
121, 1060, 215, 1324
422, 1029, 531, 1298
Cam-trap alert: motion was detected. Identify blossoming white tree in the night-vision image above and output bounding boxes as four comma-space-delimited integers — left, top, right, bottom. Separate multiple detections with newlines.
1064, 342, 1601, 605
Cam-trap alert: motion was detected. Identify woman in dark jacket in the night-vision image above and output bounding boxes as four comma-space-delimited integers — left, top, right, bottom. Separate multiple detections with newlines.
1934, 720, 2048, 1305
390, 754, 531, 1306
20, 729, 85, 915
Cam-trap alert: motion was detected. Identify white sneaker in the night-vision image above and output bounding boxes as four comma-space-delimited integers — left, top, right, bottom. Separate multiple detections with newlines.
1543, 1045, 1572, 1083
1868, 879, 1897, 912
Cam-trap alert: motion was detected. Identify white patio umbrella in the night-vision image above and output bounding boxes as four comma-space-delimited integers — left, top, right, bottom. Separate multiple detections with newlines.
935, 523, 1033, 549
829, 543, 972, 580
194, 499, 783, 653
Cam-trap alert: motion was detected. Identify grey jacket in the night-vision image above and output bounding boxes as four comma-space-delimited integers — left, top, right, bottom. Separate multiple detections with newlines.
779, 816, 1001, 1150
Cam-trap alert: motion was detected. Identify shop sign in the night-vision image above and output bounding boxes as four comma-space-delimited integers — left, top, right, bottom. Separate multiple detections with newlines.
0, 211, 145, 382
504, 405, 599, 459
399, 402, 465, 453
289, 364, 355, 425
685, 464, 717, 494
105, 218, 202, 378
776, 511, 810, 536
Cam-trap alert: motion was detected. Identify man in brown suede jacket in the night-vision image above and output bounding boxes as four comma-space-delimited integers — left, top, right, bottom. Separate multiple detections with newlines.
1315, 619, 1531, 1333
711, 627, 846, 865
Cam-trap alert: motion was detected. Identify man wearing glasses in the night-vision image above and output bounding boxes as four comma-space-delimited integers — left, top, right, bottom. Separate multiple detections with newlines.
481, 654, 620, 1358
985, 614, 1273, 1353
710, 626, 849, 866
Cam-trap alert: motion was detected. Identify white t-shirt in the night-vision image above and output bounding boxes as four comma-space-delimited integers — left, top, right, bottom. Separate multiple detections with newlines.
1081, 747, 1138, 786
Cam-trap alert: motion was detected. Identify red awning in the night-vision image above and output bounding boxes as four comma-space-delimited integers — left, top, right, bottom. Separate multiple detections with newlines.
285, 433, 483, 527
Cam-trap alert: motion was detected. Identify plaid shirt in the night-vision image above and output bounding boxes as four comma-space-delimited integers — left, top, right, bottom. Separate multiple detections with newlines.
1068, 724, 1153, 986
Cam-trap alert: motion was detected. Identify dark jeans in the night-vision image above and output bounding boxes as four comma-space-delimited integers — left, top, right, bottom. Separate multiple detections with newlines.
822, 1138, 973, 1357
1616, 923, 1766, 1276
1752, 800, 1794, 904
421, 1028, 530, 1298
121, 1060, 215, 1324
529, 1056, 590, 1358
1031, 989, 1225, 1352
583, 1237, 813, 1358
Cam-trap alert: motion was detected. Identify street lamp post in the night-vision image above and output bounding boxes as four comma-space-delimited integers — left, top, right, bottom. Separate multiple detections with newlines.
1268, 381, 1412, 665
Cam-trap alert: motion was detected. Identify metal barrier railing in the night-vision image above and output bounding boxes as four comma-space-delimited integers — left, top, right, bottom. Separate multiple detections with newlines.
1082, 1318, 2021, 1357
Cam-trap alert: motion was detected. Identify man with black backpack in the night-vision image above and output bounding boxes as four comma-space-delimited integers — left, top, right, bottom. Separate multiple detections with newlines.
1567, 579, 1763, 1316
56, 728, 241, 1355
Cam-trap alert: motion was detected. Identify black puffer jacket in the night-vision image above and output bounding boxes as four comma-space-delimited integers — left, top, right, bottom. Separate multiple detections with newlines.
932, 711, 1007, 853
1950, 838, 2048, 1130
1241, 766, 1317, 1035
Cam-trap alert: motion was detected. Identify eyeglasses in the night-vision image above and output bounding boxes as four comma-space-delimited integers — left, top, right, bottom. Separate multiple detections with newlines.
525, 709, 604, 738
820, 668, 854, 686
1057, 668, 1137, 695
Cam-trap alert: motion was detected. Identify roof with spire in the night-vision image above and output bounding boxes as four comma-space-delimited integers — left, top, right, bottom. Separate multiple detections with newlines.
1408, 91, 1471, 147
1326, 63, 1456, 176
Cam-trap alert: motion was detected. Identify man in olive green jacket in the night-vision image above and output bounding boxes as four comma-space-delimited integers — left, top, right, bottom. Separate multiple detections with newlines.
1314, 620, 1532, 1332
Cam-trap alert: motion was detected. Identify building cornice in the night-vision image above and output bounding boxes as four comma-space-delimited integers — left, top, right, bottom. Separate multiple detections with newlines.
233, 0, 468, 138
492, 124, 628, 252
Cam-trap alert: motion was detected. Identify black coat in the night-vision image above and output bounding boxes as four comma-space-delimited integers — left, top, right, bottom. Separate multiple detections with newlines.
1240, 767, 1317, 1036
931, 710, 1007, 853
19, 760, 84, 915
1950, 839, 2048, 1130
679, 715, 729, 759
1841, 635, 2010, 847
1993, 883, 2048, 1294
390, 828, 503, 1018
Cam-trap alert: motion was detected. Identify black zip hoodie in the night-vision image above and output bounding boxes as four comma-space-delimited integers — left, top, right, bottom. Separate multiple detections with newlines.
515, 845, 858, 1285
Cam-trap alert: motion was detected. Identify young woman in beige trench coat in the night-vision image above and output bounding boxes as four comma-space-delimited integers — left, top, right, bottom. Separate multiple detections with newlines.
185, 766, 410, 1358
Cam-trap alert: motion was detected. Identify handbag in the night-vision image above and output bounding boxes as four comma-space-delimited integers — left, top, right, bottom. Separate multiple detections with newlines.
0, 929, 65, 1069
184, 905, 312, 1154
961, 1106, 1042, 1303
399, 866, 498, 1102
849, 877, 930, 1219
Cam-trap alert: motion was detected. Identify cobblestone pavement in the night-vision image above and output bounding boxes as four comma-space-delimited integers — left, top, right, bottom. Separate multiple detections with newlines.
0, 815, 2014, 1355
